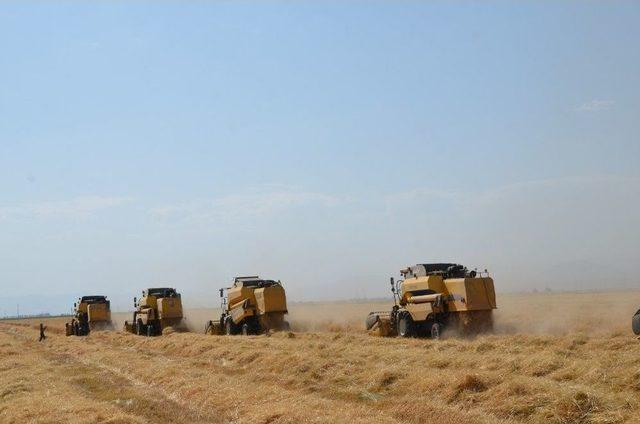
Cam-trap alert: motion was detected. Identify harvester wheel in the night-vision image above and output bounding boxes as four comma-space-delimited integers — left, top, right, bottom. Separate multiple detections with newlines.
397, 314, 414, 338
225, 319, 236, 336
147, 324, 154, 337
431, 322, 442, 340
365, 313, 380, 331
136, 320, 144, 336
242, 323, 250, 336
633, 310, 640, 335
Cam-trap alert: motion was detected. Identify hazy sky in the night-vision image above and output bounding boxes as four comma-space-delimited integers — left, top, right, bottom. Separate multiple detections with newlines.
1, 1, 639, 315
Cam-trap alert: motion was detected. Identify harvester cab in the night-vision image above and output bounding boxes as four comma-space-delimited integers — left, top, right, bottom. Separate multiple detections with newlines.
206, 276, 290, 335
366, 263, 497, 339
65, 295, 113, 336
124, 287, 184, 336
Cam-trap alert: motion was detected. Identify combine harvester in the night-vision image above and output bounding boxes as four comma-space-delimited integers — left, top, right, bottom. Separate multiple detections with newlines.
366, 263, 497, 338
65, 295, 114, 336
124, 287, 185, 336
206, 276, 290, 335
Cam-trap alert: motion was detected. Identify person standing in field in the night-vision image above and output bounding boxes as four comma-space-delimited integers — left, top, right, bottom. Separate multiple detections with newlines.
39, 323, 47, 342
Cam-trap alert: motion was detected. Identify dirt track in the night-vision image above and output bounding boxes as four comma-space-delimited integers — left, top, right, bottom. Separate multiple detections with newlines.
3, 293, 640, 424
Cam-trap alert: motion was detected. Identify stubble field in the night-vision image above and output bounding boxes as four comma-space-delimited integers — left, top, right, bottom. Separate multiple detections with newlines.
2, 291, 640, 424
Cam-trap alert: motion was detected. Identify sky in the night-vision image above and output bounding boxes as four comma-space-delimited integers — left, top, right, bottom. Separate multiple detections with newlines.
1, 1, 639, 315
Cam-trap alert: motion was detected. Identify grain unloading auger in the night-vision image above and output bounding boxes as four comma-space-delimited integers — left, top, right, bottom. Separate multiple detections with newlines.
366, 263, 497, 338
205, 276, 290, 335
65, 295, 114, 336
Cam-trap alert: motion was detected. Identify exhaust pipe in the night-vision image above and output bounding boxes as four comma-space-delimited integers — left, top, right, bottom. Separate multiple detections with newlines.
406, 293, 442, 305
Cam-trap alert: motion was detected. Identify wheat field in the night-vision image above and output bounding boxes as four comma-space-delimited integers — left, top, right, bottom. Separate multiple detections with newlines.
2, 291, 640, 423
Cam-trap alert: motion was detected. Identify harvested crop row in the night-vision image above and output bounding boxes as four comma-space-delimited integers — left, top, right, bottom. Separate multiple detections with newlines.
2, 317, 640, 423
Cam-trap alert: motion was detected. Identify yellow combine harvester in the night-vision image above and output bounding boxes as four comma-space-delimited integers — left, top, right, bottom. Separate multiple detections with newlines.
366, 263, 497, 338
65, 295, 113, 336
206, 276, 290, 335
124, 287, 184, 336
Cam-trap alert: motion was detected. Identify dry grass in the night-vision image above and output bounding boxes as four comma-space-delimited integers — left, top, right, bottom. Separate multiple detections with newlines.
2, 290, 640, 423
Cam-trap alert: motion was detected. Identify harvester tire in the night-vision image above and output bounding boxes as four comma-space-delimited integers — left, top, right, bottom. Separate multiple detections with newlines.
633, 310, 640, 335
147, 325, 154, 337
431, 322, 442, 340
397, 314, 414, 338
136, 320, 144, 336
225, 319, 236, 336
242, 323, 250, 336
365, 313, 380, 331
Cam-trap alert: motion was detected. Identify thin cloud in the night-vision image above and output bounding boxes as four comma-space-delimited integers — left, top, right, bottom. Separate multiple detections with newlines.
0, 196, 132, 220
385, 175, 640, 214
575, 99, 614, 112
150, 188, 343, 225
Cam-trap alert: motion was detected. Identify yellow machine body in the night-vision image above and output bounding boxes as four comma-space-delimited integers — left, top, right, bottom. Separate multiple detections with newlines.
76, 301, 89, 314
401, 275, 496, 322
227, 285, 257, 309
87, 302, 111, 322
157, 297, 183, 319
255, 285, 288, 314
226, 278, 288, 325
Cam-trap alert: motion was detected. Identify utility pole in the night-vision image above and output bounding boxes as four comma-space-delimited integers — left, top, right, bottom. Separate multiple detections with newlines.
17, 304, 19, 318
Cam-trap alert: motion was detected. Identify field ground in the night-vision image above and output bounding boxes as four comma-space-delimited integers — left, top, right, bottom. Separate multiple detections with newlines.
2, 291, 640, 423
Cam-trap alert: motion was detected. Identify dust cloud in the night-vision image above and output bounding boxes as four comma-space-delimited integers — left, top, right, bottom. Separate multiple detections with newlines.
51, 290, 640, 337
493, 291, 640, 336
